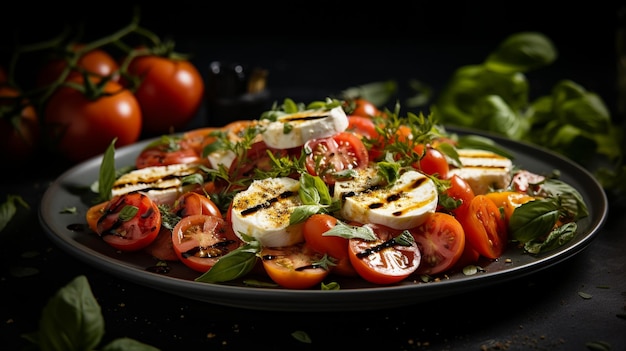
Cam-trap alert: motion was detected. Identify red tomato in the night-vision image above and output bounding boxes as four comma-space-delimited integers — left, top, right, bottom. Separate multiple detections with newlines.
229, 140, 289, 181
95, 193, 161, 252
412, 144, 449, 179
135, 136, 203, 169
36, 45, 119, 88
409, 212, 465, 275
0, 86, 41, 164
451, 244, 481, 271
459, 195, 508, 259
442, 174, 475, 219
181, 127, 220, 155
260, 243, 330, 289
348, 223, 421, 285
170, 192, 222, 218
346, 98, 383, 118
126, 56, 204, 134
347, 115, 385, 161
304, 131, 369, 184
171, 214, 242, 273
302, 213, 356, 276
143, 228, 179, 261
44, 77, 142, 163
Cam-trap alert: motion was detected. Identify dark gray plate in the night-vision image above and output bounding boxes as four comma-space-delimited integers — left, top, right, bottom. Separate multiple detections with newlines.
39, 127, 609, 311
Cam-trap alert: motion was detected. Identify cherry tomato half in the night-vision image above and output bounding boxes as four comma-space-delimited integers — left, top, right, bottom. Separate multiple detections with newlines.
260, 243, 330, 289
442, 174, 475, 219
459, 195, 508, 259
410, 212, 465, 275
304, 131, 369, 184
95, 193, 161, 252
172, 214, 242, 273
135, 136, 203, 169
348, 223, 421, 285
170, 192, 222, 218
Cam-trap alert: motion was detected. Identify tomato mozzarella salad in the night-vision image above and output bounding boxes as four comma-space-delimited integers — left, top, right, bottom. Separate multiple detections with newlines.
86, 98, 589, 289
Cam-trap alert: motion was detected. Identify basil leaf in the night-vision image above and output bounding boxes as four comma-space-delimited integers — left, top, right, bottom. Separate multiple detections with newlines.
38, 275, 105, 351
195, 242, 260, 283
98, 138, 117, 202
509, 198, 560, 243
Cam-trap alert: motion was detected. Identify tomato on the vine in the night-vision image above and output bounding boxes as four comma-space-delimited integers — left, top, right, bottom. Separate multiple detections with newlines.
459, 194, 508, 259
260, 243, 330, 289
304, 131, 369, 184
302, 213, 356, 276
0, 86, 41, 164
409, 212, 465, 275
126, 55, 204, 135
95, 193, 161, 252
36, 45, 119, 88
172, 214, 242, 273
348, 223, 421, 285
44, 77, 142, 163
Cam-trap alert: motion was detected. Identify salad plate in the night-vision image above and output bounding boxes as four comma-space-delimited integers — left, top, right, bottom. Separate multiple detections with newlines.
39, 126, 609, 312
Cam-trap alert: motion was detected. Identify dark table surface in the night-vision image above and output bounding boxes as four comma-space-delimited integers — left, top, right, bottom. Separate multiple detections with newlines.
1, 3, 625, 350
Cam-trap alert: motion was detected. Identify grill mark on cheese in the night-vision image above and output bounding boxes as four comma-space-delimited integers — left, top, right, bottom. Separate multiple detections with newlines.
239, 190, 296, 216
344, 176, 434, 213
280, 113, 328, 122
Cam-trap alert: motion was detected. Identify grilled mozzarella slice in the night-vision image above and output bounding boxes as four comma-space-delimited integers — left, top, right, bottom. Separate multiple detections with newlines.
111, 164, 202, 204
230, 177, 304, 247
333, 168, 438, 230
448, 148, 513, 195
261, 106, 349, 149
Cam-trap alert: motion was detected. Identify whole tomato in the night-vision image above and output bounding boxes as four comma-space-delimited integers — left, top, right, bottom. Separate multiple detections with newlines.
44, 77, 142, 163
36, 45, 119, 88
126, 56, 204, 135
0, 86, 41, 164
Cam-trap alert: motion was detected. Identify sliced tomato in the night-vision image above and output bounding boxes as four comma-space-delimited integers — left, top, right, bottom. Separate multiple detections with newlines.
304, 131, 369, 184
229, 140, 290, 181
135, 136, 203, 169
302, 213, 356, 276
441, 174, 475, 219
171, 192, 222, 218
95, 193, 161, 251
86, 201, 108, 233
485, 191, 535, 224
171, 214, 242, 273
143, 228, 179, 261
347, 115, 385, 161
348, 223, 421, 285
260, 243, 330, 289
459, 195, 508, 259
412, 144, 449, 179
409, 212, 465, 275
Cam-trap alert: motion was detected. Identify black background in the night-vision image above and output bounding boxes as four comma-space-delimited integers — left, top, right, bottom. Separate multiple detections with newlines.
1, 2, 625, 351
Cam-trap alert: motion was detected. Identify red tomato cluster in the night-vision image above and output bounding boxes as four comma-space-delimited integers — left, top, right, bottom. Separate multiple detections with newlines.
1, 35, 205, 165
